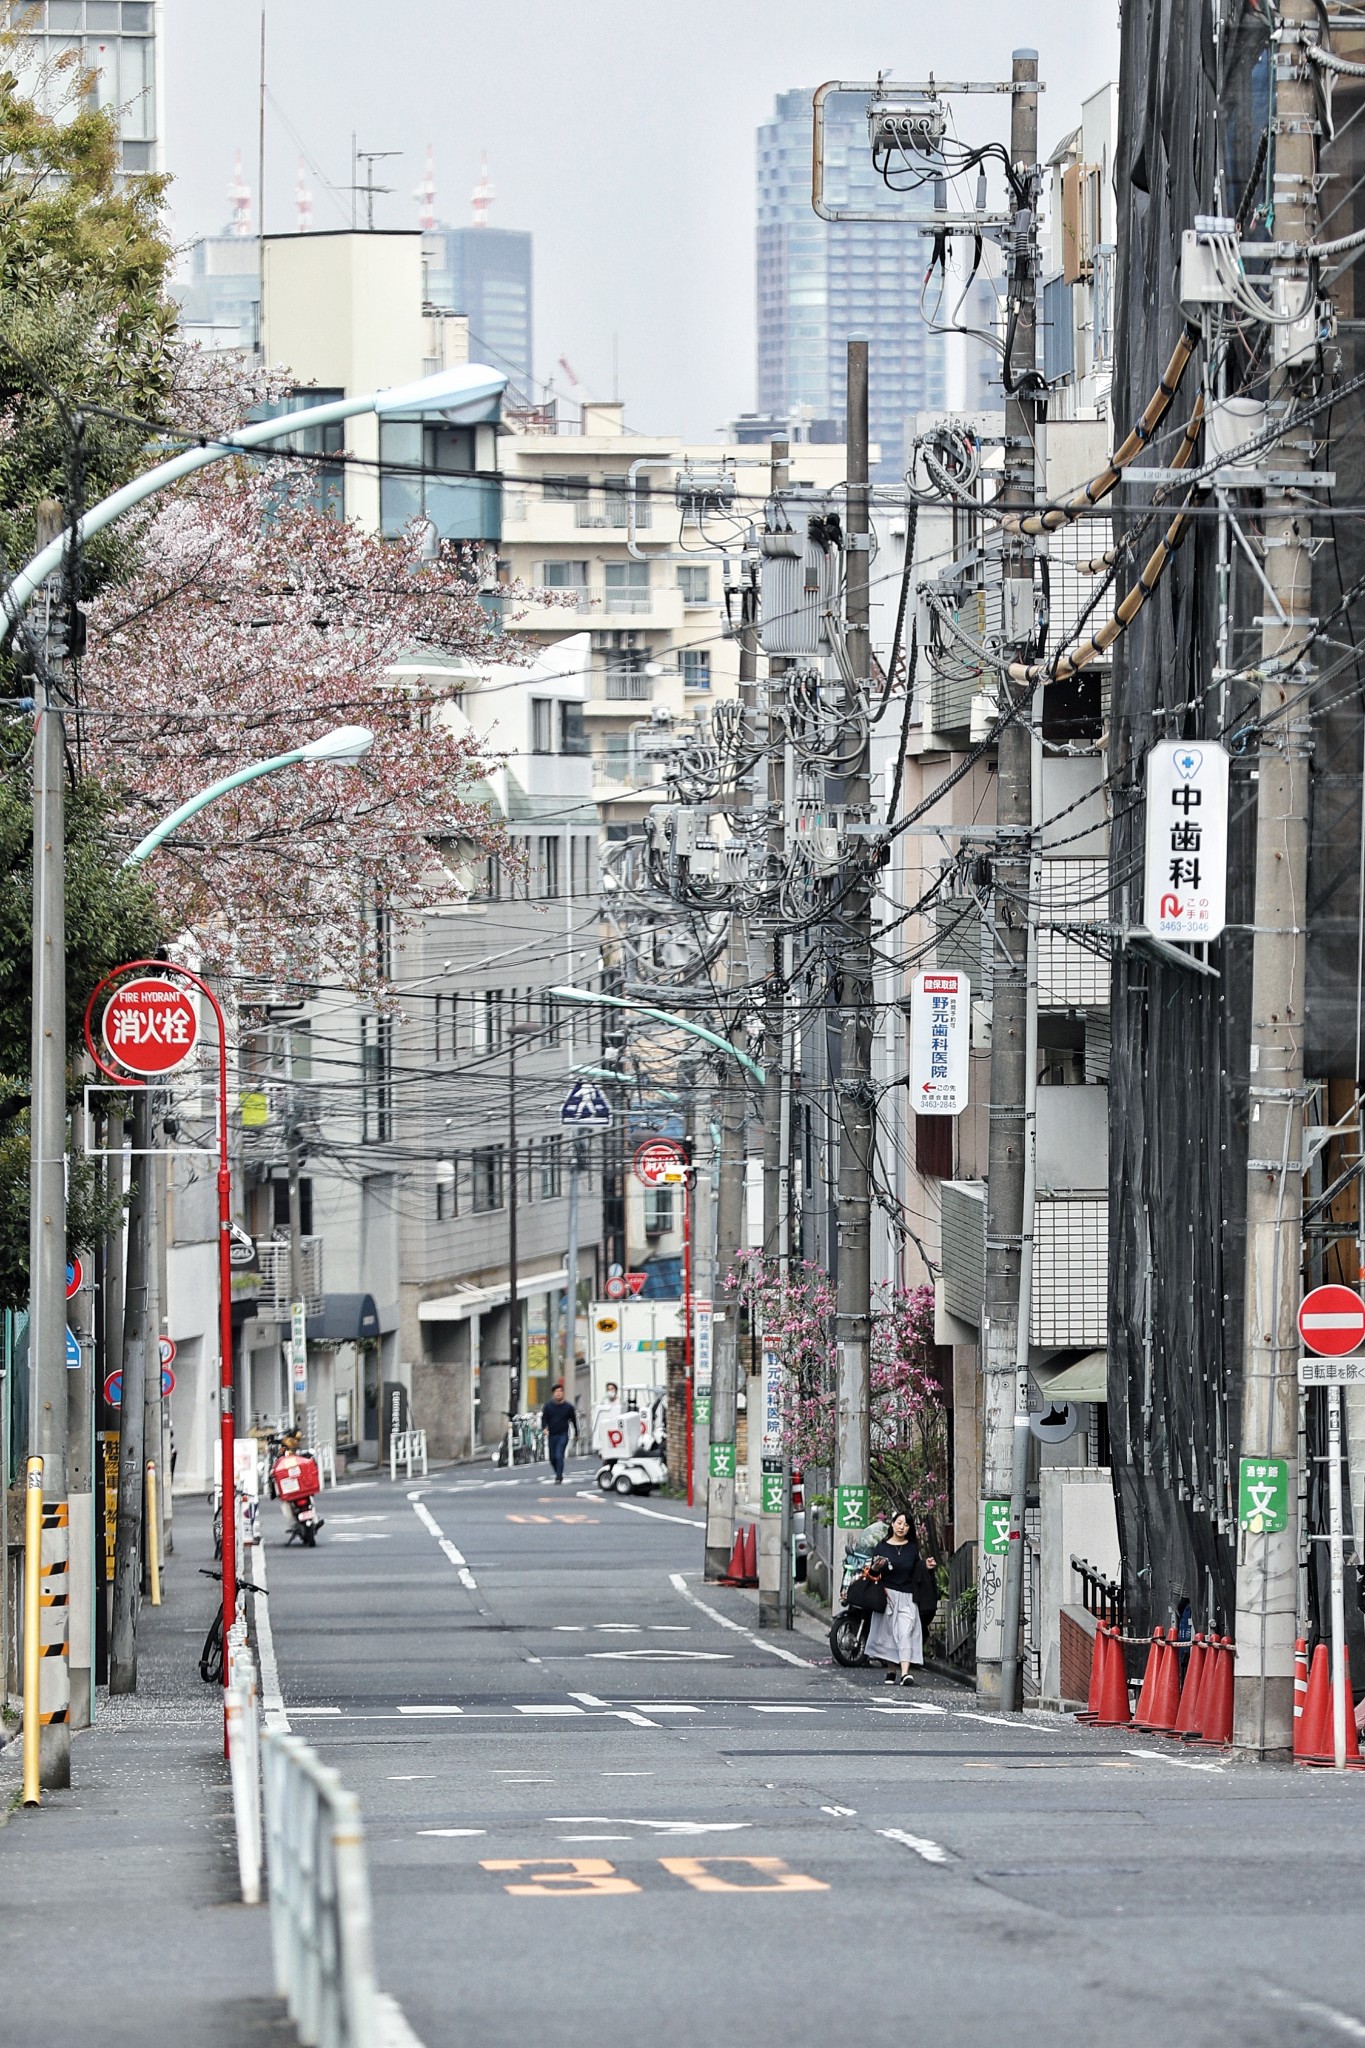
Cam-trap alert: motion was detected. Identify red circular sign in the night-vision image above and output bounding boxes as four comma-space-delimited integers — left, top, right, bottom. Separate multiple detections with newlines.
159, 1335, 177, 1367
633, 1139, 685, 1188
1298, 1284, 1365, 1357
66, 1256, 83, 1300
101, 978, 199, 1075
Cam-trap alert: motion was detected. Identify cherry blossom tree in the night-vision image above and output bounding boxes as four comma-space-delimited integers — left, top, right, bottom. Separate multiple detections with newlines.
78, 356, 520, 992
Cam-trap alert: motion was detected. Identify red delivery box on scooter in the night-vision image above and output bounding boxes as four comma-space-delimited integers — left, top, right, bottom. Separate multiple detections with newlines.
274, 1452, 320, 1500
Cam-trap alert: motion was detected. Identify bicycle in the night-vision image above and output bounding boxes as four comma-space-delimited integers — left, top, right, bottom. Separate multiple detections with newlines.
198, 1566, 262, 1685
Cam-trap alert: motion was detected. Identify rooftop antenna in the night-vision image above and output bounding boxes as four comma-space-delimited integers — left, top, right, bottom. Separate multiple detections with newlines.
228, 149, 252, 237
416, 144, 437, 231
295, 156, 313, 232
471, 150, 494, 226
353, 148, 400, 231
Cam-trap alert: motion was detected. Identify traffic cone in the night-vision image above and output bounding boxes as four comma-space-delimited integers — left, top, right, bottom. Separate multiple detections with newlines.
1296, 1642, 1330, 1764
1301, 1644, 1365, 1769
719, 1529, 747, 1584
1131, 1630, 1165, 1729
1170, 1635, 1207, 1740
1095, 1625, 1133, 1726
1149, 1631, 1183, 1733
1076, 1623, 1107, 1723
1188, 1635, 1233, 1747
1292, 1639, 1310, 1759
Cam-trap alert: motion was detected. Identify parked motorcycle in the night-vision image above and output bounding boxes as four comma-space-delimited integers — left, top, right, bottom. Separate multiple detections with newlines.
272, 1446, 324, 1546
827, 1530, 885, 1667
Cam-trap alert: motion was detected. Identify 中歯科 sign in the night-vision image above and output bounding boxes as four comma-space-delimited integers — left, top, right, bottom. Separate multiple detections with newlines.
1143, 740, 1229, 942
908, 970, 970, 1116
102, 977, 199, 1075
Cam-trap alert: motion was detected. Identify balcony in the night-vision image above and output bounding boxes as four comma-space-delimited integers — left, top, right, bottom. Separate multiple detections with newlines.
602, 671, 652, 701
574, 492, 653, 531
256, 1237, 325, 1320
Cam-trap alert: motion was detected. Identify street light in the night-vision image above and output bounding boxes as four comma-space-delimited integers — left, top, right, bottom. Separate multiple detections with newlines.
547, 986, 766, 1085
124, 725, 375, 867
5, 362, 504, 1794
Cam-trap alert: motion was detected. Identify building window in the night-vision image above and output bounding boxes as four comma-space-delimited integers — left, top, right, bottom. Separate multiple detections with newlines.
570, 835, 592, 899
540, 1135, 564, 1200
360, 1015, 392, 1143
537, 558, 589, 589
471, 1146, 504, 1212
543, 474, 589, 502
481, 989, 504, 1051
538, 836, 561, 898
677, 565, 710, 605
436, 1160, 458, 1221
532, 698, 555, 754
915, 1113, 954, 1179
679, 649, 711, 692
540, 992, 561, 1046
379, 419, 500, 544
255, 390, 345, 518
644, 1186, 675, 1237
603, 561, 650, 614
559, 701, 587, 756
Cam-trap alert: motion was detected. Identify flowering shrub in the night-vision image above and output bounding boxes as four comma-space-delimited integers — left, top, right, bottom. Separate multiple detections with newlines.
724, 1253, 948, 1541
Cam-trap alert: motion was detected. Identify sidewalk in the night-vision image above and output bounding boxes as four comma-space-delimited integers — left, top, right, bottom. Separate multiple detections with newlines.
0, 1498, 290, 2047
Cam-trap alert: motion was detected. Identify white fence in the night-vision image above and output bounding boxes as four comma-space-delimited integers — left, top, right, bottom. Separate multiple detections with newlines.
264, 1731, 380, 2048
225, 1629, 263, 1905
389, 1429, 428, 1483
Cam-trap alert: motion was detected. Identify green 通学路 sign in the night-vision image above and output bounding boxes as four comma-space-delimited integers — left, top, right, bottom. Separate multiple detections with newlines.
834, 1484, 869, 1531
708, 1441, 735, 1480
982, 1499, 1011, 1555
1238, 1455, 1289, 1534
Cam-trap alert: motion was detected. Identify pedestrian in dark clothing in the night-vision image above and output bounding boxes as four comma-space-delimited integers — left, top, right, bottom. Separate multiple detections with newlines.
864, 1509, 938, 1686
541, 1382, 578, 1483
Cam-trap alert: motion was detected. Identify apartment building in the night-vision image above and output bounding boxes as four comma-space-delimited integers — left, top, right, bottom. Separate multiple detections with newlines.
9, 0, 162, 175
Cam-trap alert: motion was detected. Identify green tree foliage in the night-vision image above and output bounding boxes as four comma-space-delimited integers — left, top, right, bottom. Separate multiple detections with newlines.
0, 25, 177, 583
0, 748, 163, 1307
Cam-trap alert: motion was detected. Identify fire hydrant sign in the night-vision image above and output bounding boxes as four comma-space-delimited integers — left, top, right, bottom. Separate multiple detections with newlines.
101, 977, 199, 1075
909, 971, 969, 1115
1143, 740, 1229, 942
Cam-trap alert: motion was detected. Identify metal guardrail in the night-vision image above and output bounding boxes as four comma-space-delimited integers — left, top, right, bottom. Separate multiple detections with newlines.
1071, 1551, 1125, 1625
225, 1628, 263, 1905
388, 1429, 428, 1483
264, 1730, 380, 2048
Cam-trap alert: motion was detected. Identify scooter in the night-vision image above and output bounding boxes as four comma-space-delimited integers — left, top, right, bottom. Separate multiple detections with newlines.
272, 1446, 324, 1546
828, 1529, 885, 1667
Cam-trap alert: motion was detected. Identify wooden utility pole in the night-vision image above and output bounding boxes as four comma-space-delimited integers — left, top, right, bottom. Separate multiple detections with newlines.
976, 50, 1040, 1708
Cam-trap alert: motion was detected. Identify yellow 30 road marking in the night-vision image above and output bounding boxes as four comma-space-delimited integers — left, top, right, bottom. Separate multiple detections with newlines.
480, 1855, 828, 1895
658, 1856, 829, 1893
481, 1858, 641, 1895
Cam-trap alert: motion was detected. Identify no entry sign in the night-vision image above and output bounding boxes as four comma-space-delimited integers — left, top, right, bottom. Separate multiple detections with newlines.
1298, 1284, 1365, 1357
101, 978, 198, 1076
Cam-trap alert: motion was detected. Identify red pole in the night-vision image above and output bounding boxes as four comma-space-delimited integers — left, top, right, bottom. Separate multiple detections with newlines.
683, 1164, 693, 1507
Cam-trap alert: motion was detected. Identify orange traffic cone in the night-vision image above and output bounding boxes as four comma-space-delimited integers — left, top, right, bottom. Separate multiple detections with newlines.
1170, 1635, 1207, 1740
1301, 1644, 1365, 1769
1095, 1626, 1133, 1726
1146, 1631, 1183, 1733
1296, 1642, 1331, 1764
1132, 1630, 1165, 1729
1292, 1639, 1310, 1759
743, 1523, 758, 1582
1076, 1623, 1107, 1723
1189, 1635, 1233, 1747
719, 1529, 747, 1584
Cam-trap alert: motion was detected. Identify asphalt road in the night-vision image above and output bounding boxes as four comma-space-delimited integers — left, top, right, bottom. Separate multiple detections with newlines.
257, 1454, 1365, 2048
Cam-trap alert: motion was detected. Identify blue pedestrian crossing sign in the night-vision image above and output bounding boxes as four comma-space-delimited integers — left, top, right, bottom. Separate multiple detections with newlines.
66, 1326, 81, 1370
560, 1080, 612, 1130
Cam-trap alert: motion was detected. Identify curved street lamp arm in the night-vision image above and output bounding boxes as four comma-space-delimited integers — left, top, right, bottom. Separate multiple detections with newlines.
547, 985, 765, 1086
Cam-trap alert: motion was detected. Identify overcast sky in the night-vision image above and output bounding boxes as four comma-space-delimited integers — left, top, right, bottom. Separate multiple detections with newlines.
164, 2, 1121, 439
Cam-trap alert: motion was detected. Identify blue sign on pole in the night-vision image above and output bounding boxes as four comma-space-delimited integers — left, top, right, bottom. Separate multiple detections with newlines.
560, 1080, 612, 1130
66, 1326, 81, 1371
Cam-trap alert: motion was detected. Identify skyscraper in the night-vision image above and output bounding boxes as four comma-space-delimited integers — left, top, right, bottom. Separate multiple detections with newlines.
757, 89, 993, 480
422, 157, 533, 405
9, 0, 161, 175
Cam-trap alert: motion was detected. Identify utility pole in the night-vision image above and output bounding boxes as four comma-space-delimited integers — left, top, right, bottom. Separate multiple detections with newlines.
287, 1109, 307, 1426
565, 1137, 581, 1410
504, 1020, 537, 1458
976, 49, 1040, 1709
705, 548, 761, 1577
25, 500, 71, 1789
141, 1126, 163, 1599
110, 1088, 152, 1693
831, 345, 874, 1595
1233, 0, 1318, 1757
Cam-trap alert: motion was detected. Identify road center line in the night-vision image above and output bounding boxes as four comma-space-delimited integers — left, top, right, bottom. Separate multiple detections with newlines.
1256, 1984, 1365, 2042
251, 1538, 290, 1734
668, 1573, 815, 1668
1124, 1746, 1226, 1774
407, 1496, 478, 1587
409, 1495, 444, 1539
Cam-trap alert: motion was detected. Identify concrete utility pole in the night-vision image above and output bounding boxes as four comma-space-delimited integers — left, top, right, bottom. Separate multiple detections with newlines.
1233, 0, 1318, 1757
287, 1109, 307, 1424
26, 500, 71, 1788
759, 440, 792, 1626
977, 49, 1040, 1709
110, 1088, 152, 1693
831, 344, 874, 1595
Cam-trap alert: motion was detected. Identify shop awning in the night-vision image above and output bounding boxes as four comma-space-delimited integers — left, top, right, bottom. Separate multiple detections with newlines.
419, 1268, 569, 1322
307, 1293, 393, 1343
1040, 1350, 1108, 1403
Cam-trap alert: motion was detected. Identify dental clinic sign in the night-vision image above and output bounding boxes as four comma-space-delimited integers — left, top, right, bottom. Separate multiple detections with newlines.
1143, 740, 1229, 942
909, 971, 969, 1115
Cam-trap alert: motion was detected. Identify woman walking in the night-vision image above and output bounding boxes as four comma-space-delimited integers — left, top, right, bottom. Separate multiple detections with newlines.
864, 1510, 935, 1686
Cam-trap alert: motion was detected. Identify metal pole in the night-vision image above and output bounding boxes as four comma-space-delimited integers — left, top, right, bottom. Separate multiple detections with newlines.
683, 1161, 694, 1508
566, 1138, 581, 1410
976, 49, 1039, 1708
26, 501, 70, 1787
213, 989, 235, 1733
1328, 1383, 1348, 1771
22, 1456, 42, 1805
1232, 0, 1317, 1758
140, 1126, 161, 1598
506, 1031, 520, 1464
288, 1111, 306, 1424
832, 342, 874, 1593
109, 1087, 151, 1693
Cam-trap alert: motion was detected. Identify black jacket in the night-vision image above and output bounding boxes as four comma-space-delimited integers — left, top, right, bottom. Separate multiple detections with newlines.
541, 1398, 578, 1438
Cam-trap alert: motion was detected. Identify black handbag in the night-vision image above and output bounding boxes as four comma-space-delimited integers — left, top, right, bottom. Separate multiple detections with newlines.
910, 1558, 939, 1629
846, 1569, 888, 1615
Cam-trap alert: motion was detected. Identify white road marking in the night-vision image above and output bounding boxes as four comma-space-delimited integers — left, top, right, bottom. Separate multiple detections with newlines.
559, 1834, 632, 1842
420, 1828, 487, 1838
331, 1532, 393, 1542
251, 1540, 289, 1735
389, 1775, 436, 1781
822, 1805, 857, 1816
549, 1816, 753, 1836
589, 1649, 733, 1662
1256, 1984, 1365, 2042
293, 1707, 343, 1717
409, 1497, 444, 1539
552, 1626, 586, 1632
870, 1703, 949, 1717
614, 1711, 662, 1728
955, 1712, 1056, 1732
616, 1500, 707, 1528
375, 1989, 427, 2048
326, 1513, 392, 1524
668, 1574, 815, 1669
749, 1705, 824, 1714
398, 1705, 464, 1717
622, 1704, 701, 1714
458, 1568, 478, 1590
569, 1691, 610, 1706
594, 1623, 642, 1632
1124, 1746, 1226, 1774
514, 1705, 586, 1716
602, 1771, 654, 1777
438, 1538, 466, 1566
879, 1828, 952, 1865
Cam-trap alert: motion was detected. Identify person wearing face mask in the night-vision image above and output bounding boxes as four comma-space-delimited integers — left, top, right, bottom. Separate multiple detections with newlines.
863, 1508, 938, 1686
